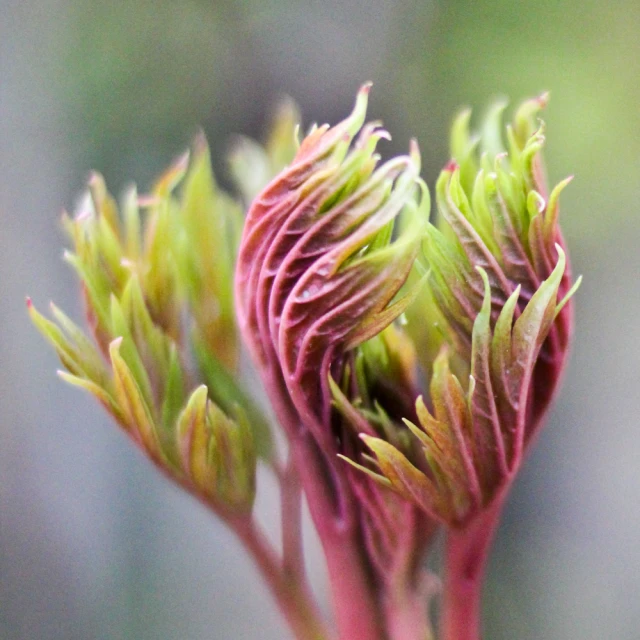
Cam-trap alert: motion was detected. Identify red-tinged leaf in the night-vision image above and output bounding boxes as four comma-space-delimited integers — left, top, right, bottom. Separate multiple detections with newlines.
281, 237, 418, 385
510, 247, 566, 394
430, 348, 482, 508
527, 201, 550, 277
488, 184, 540, 303
422, 225, 477, 342
490, 285, 521, 412
360, 435, 444, 519
403, 416, 469, 521
344, 283, 421, 351
510, 247, 566, 458
469, 269, 508, 485
436, 170, 512, 306
262, 167, 386, 349
413, 397, 468, 495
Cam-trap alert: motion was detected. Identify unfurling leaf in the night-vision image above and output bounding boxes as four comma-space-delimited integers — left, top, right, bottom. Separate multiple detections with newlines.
352, 96, 580, 526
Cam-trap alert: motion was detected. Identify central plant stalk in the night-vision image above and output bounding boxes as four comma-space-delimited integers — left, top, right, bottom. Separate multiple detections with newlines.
440, 492, 508, 640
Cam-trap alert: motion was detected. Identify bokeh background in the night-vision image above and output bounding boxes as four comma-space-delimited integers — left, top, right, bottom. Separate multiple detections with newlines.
2, 0, 639, 638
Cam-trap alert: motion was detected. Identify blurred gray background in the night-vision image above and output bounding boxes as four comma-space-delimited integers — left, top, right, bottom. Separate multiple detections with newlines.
1, 0, 639, 638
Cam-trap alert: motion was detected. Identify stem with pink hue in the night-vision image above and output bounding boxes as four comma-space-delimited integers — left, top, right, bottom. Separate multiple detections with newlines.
232, 516, 329, 640
148, 454, 329, 640
440, 490, 508, 640
383, 584, 434, 640
278, 456, 306, 581
321, 525, 386, 640
289, 433, 387, 640
254, 371, 387, 640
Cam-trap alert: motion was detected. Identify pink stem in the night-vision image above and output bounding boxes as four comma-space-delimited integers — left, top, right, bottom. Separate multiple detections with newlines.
383, 585, 433, 640
232, 517, 330, 640
382, 508, 437, 640
289, 436, 385, 640
263, 378, 385, 640
243, 370, 384, 640
321, 524, 386, 640
279, 456, 306, 580
144, 454, 329, 640
440, 490, 507, 640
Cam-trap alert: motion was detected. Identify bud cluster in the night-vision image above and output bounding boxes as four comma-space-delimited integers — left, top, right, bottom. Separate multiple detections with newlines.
350, 95, 580, 526
30, 139, 270, 514
31, 85, 580, 640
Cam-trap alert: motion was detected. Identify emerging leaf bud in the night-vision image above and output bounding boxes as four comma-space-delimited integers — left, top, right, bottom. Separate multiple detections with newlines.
355, 96, 580, 526
234, 88, 437, 608
29, 84, 582, 640
235, 84, 429, 452
30, 140, 269, 514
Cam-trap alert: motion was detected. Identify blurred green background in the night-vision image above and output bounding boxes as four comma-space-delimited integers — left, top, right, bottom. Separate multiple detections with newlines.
1, 0, 639, 638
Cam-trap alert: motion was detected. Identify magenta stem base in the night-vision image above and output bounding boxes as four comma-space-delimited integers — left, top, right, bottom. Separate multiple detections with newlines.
440, 491, 507, 640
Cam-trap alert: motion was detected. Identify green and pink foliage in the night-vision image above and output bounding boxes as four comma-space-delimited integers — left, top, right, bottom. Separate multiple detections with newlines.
31, 84, 580, 640
356, 95, 580, 527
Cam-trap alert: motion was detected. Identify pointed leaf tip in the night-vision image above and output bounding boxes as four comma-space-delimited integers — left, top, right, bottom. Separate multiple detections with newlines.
555, 274, 582, 318
192, 128, 209, 154
537, 91, 550, 107
409, 139, 421, 169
